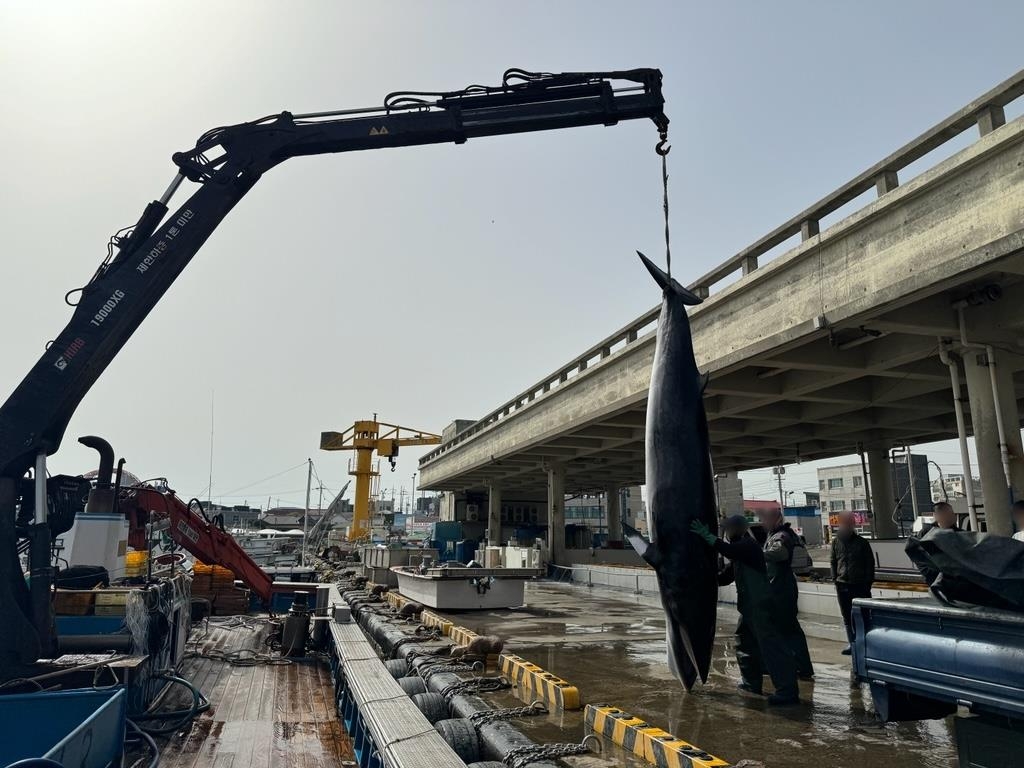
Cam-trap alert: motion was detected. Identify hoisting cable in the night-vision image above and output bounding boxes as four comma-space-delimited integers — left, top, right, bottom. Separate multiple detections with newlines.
655, 128, 672, 280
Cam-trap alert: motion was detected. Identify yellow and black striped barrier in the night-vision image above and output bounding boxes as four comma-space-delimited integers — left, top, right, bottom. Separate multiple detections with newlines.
420, 609, 453, 635
585, 704, 728, 768
380, 589, 409, 610
448, 625, 479, 646
499, 653, 581, 710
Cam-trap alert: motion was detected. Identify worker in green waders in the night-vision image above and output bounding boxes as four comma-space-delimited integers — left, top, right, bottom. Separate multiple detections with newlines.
692, 515, 800, 706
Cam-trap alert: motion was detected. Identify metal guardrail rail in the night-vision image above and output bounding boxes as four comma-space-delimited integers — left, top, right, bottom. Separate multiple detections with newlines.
420, 68, 1024, 468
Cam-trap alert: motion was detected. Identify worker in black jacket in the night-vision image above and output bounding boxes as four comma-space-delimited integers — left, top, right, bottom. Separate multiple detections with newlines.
830, 511, 875, 655
692, 515, 800, 706
760, 508, 815, 679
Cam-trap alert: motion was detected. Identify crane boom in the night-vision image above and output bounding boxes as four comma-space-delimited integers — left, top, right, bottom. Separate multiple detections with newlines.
320, 420, 442, 541
0, 66, 666, 674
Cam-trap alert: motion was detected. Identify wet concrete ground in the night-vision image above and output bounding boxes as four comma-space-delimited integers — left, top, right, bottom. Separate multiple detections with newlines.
441, 581, 956, 767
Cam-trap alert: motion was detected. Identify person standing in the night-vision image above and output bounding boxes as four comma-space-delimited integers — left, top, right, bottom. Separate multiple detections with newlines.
830, 511, 875, 655
691, 516, 800, 705
1011, 500, 1024, 541
758, 507, 815, 679
931, 501, 961, 531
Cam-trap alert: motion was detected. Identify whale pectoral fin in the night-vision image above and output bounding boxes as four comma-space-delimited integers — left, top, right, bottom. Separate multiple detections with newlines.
623, 522, 662, 570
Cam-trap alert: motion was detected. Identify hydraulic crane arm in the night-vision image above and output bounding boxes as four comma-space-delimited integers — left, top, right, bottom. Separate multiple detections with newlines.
0, 67, 666, 672
124, 486, 273, 602
0, 68, 667, 481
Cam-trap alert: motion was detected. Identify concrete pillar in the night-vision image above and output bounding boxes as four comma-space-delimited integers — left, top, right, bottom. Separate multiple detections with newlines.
487, 483, 502, 546
547, 465, 566, 565
868, 447, 899, 538
963, 350, 1021, 534
605, 486, 622, 543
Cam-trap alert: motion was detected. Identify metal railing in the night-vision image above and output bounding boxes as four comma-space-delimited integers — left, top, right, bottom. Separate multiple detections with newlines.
420, 68, 1024, 467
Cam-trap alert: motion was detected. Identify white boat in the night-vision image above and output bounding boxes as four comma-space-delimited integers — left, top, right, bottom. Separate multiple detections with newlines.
230, 528, 301, 566
391, 564, 542, 610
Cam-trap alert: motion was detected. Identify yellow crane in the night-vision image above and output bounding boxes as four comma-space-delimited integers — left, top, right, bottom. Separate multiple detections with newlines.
320, 417, 441, 541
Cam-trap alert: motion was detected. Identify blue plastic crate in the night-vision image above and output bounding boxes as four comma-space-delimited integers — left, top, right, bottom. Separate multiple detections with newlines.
0, 687, 125, 768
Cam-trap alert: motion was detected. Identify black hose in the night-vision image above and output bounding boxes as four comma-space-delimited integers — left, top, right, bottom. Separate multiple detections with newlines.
4, 761, 65, 768
126, 719, 161, 768
132, 673, 210, 735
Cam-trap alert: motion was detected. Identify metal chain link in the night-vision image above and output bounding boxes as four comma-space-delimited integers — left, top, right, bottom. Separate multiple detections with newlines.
469, 700, 548, 727
418, 662, 477, 681
440, 675, 511, 700
503, 737, 598, 768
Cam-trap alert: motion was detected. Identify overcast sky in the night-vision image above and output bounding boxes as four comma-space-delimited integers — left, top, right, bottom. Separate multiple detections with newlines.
1, 2, 1022, 509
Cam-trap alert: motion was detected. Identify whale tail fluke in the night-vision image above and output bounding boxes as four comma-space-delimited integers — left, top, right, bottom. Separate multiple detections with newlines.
637, 251, 703, 305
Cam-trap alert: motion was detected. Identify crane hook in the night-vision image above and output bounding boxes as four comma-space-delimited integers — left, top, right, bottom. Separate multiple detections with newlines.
655, 130, 671, 156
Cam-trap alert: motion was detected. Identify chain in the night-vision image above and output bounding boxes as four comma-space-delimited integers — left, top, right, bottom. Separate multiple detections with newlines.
655, 128, 672, 280
418, 662, 477, 681
440, 675, 511, 700
503, 737, 597, 768
469, 701, 548, 727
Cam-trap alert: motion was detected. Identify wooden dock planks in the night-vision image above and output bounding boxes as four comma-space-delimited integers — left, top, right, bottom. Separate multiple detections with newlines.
154, 622, 356, 768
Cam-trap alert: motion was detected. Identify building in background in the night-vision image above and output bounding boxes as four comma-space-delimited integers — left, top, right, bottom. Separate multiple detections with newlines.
261, 506, 322, 532
715, 472, 744, 517
564, 486, 644, 540
742, 499, 781, 519
892, 453, 932, 524
206, 503, 261, 530
817, 452, 930, 534
783, 505, 824, 545
931, 472, 984, 520
804, 491, 821, 508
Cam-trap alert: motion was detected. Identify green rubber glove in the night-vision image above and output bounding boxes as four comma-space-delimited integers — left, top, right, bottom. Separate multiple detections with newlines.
690, 520, 717, 546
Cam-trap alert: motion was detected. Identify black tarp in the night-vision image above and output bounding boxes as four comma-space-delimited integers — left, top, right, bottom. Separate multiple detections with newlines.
905, 528, 1024, 611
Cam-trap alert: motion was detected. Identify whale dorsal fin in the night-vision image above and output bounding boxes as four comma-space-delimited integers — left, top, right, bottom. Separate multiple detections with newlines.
623, 522, 661, 570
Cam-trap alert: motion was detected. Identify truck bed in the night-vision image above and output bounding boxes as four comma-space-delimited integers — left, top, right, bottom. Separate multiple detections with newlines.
852, 596, 1024, 722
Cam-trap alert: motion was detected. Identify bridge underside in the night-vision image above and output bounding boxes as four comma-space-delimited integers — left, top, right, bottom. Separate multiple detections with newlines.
425, 255, 1024, 497
420, 109, 1024, 501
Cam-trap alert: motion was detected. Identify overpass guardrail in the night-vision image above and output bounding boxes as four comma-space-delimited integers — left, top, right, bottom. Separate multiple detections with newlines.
420, 68, 1024, 467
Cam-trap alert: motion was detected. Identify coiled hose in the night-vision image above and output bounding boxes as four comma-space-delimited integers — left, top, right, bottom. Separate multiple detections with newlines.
125, 718, 161, 768
132, 673, 211, 735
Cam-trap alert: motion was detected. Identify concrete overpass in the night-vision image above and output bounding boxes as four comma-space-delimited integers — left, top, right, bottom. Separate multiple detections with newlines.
420, 71, 1024, 556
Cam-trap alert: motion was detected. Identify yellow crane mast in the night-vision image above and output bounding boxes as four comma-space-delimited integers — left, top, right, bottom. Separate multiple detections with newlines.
320, 417, 441, 542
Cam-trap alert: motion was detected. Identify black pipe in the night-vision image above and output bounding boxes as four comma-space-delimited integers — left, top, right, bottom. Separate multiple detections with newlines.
112, 458, 126, 517
78, 436, 115, 488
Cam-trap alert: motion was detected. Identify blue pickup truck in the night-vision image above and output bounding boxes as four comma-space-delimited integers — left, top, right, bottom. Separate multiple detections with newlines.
853, 596, 1024, 766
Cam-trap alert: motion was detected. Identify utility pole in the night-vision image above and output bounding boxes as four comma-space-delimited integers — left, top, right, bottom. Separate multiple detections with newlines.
772, 466, 786, 512
411, 473, 417, 514
302, 458, 312, 566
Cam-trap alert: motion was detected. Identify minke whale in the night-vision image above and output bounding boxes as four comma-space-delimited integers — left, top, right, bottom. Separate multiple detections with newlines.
623, 251, 718, 690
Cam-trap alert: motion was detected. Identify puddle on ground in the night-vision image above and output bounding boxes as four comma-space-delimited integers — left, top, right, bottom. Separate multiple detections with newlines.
443, 582, 956, 768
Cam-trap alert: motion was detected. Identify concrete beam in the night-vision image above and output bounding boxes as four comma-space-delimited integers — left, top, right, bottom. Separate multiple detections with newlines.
421, 118, 1024, 491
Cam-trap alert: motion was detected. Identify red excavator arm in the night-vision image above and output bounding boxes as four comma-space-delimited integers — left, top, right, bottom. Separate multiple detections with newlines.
123, 486, 273, 603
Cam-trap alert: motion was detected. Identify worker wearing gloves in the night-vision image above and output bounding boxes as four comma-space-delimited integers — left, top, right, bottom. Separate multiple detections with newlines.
830, 511, 875, 655
691, 516, 800, 706
758, 508, 815, 679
